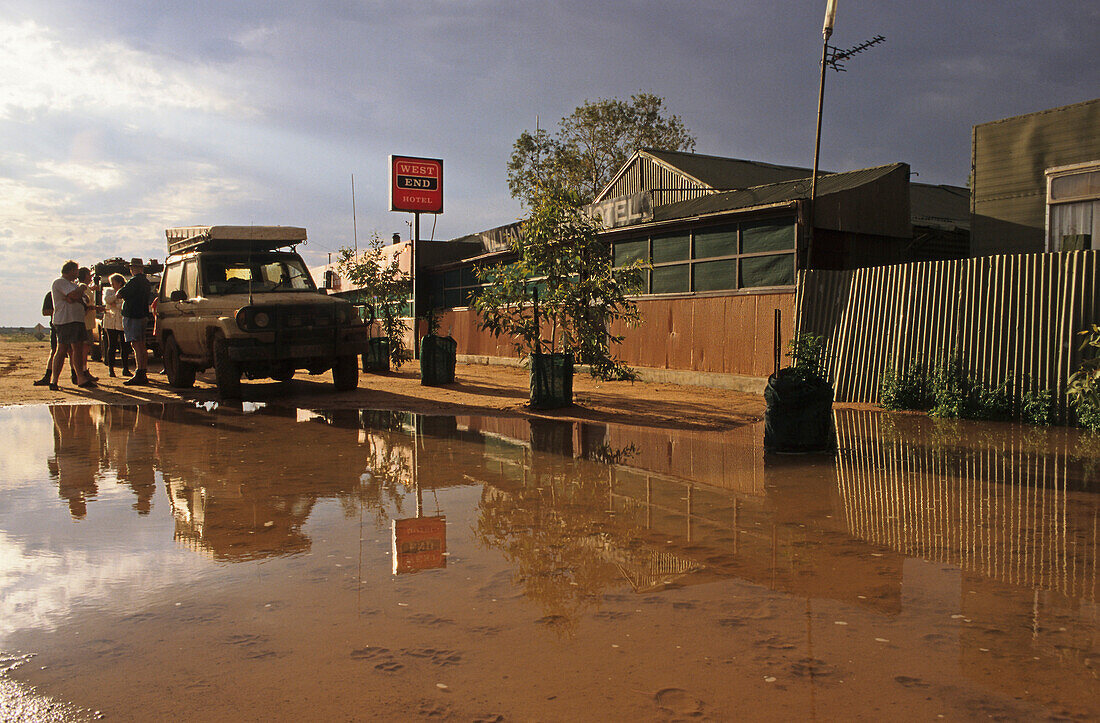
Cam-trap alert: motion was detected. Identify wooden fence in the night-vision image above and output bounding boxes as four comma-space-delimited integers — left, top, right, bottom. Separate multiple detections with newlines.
795, 251, 1100, 408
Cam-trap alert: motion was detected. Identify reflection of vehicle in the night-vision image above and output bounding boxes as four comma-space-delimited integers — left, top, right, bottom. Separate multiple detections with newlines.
90, 257, 164, 361
155, 226, 369, 397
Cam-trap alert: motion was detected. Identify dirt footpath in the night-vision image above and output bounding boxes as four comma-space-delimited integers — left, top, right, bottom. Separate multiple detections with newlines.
0, 340, 764, 431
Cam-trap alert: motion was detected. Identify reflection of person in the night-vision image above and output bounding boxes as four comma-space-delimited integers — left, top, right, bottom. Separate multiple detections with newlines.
102, 274, 131, 377
49, 405, 100, 519
117, 258, 151, 386
120, 406, 156, 514
50, 260, 96, 390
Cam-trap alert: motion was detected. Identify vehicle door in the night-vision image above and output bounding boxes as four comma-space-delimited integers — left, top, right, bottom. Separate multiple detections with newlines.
159, 259, 201, 355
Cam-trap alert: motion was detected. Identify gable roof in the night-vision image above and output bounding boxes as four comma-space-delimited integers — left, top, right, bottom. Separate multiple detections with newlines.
642, 148, 814, 190
594, 148, 817, 203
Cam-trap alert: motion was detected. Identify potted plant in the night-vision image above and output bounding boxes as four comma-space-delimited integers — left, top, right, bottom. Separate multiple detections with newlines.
337, 234, 410, 373
472, 186, 645, 409
419, 306, 457, 386
764, 333, 836, 453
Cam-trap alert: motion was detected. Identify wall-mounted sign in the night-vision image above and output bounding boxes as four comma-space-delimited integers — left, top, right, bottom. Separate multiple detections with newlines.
390, 155, 443, 214
391, 516, 447, 574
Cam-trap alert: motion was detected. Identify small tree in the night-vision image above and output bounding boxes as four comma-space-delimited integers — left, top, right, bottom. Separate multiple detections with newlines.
337, 234, 410, 368
508, 93, 696, 206
472, 186, 645, 380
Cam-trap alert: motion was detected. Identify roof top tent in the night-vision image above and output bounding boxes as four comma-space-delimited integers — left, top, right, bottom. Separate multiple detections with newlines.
165, 226, 308, 255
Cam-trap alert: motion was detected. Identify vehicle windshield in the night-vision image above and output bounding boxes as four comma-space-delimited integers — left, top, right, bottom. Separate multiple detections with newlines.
201, 254, 317, 295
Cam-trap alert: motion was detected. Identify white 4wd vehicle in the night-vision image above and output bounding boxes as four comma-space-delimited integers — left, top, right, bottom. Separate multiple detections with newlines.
156, 226, 368, 397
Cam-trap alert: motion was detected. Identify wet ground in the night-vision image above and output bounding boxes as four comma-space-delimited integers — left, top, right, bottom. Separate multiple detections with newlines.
0, 403, 1097, 721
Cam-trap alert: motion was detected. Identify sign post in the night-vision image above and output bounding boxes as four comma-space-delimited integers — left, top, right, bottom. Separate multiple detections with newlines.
390, 155, 443, 359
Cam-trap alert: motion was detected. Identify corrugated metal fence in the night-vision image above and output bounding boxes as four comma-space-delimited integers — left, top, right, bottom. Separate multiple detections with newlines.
795, 251, 1100, 407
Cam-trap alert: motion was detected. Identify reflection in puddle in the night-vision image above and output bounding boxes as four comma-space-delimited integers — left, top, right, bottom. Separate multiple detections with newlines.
0, 404, 1096, 720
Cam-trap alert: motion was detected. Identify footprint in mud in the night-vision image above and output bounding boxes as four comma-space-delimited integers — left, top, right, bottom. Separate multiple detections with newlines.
466, 625, 502, 637
789, 658, 838, 679
593, 611, 631, 621
654, 688, 703, 717
417, 700, 454, 718
717, 617, 745, 628
671, 601, 697, 611
244, 650, 279, 661
350, 646, 391, 660
754, 635, 796, 650
407, 614, 456, 627
535, 614, 570, 628
226, 633, 267, 646
375, 660, 404, 673
472, 715, 504, 723
602, 594, 630, 603
894, 675, 931, 689
404, 648, 463, 667
121, 612, 157, 623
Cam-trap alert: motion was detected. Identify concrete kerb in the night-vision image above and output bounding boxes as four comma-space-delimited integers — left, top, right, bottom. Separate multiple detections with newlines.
456, 354, 767, 394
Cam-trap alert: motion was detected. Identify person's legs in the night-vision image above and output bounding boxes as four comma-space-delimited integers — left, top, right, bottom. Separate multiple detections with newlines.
34, 324, 57, 384
123, 317, 148, 384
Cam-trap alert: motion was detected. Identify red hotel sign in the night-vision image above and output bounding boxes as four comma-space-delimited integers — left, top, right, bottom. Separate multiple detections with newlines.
390, 155, 443, 213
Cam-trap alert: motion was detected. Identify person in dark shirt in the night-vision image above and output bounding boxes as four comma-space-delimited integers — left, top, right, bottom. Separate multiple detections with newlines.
117, 258, 152, 386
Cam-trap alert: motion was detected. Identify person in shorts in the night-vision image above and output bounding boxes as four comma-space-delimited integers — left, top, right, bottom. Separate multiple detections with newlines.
118, 258, 152, 386
102, 273, 131, 377
50, 260, 96, 390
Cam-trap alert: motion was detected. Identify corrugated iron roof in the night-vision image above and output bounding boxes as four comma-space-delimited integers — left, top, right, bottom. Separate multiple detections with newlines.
652, 163, 906, 222
641, 148, 814, 191
910, 183, 970, 231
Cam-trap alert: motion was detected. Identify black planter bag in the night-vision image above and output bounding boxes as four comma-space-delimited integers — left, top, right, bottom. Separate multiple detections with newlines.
764, 369, 836, 453
530, 352, 573, 409
362, 337, 390, 373
420, 335, 457, 386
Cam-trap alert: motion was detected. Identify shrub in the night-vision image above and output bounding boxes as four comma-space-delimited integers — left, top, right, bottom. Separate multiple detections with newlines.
1068, 324, 1100, 431
880, 360, 933, 411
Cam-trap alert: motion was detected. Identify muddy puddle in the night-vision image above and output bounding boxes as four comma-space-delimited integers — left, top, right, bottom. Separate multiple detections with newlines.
0, 404, 1097, 720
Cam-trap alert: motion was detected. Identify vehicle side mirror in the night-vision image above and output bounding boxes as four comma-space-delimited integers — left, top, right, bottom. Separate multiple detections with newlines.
170, 290, 188, 302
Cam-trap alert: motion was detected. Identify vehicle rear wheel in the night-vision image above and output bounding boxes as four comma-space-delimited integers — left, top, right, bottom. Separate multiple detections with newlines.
163, 335, 196, 388
271, 365, 295, 382
332, 354, 358, 392
213, 335, 241, 398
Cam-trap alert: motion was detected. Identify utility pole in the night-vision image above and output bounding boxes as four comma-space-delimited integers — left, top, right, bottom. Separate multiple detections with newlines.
807, 0, 884, 267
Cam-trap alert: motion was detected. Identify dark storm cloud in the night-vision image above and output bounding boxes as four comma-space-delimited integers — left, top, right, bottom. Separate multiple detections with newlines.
1, 0, 1097, 324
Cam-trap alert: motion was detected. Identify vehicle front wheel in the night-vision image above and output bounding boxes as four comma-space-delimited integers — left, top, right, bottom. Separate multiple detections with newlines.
213, 335, 242, 398
163, 335, 196, 388
332, 354, 358, 392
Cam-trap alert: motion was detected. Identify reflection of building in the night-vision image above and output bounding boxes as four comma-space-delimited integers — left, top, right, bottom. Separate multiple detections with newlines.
835, 409, 1098, 602
835, 409, 1099, 698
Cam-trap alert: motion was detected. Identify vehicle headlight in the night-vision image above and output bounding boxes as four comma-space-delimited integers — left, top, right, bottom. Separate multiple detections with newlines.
253, 311, 270, 329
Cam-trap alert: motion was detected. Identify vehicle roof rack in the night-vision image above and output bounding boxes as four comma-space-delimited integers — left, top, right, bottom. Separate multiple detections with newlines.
166, 225, 308, 255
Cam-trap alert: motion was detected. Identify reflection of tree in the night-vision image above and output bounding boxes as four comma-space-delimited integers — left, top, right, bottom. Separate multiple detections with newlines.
473, 456, 623, 636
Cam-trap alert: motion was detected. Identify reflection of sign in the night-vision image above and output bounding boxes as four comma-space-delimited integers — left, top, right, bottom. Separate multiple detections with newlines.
390, 155, 443, 214
392, 516, 447, 574
586, 192, 653, 229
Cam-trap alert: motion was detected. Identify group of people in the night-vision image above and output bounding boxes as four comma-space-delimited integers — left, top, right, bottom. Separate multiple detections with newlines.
34, 258, 153, 391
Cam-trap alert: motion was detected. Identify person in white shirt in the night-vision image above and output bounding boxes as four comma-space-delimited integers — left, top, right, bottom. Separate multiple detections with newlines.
49, 260, 96, 390
102, 273, 131, 377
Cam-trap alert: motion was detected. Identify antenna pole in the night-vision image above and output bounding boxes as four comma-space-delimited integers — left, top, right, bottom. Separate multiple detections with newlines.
351, 173, 359, 255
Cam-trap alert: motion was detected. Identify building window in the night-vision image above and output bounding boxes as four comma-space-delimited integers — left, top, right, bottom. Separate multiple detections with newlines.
612, 216, 796, 294
1047, 165, 1100, 252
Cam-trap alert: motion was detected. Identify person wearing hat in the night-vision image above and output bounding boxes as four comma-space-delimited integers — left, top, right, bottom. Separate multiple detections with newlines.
117, 258, 152, 386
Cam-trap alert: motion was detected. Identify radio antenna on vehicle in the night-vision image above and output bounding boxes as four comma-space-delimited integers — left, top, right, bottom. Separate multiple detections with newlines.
247, 224, 254, 306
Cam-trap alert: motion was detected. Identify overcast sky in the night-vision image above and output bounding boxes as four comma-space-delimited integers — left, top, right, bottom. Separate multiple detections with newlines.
1, 0, 1097, 325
